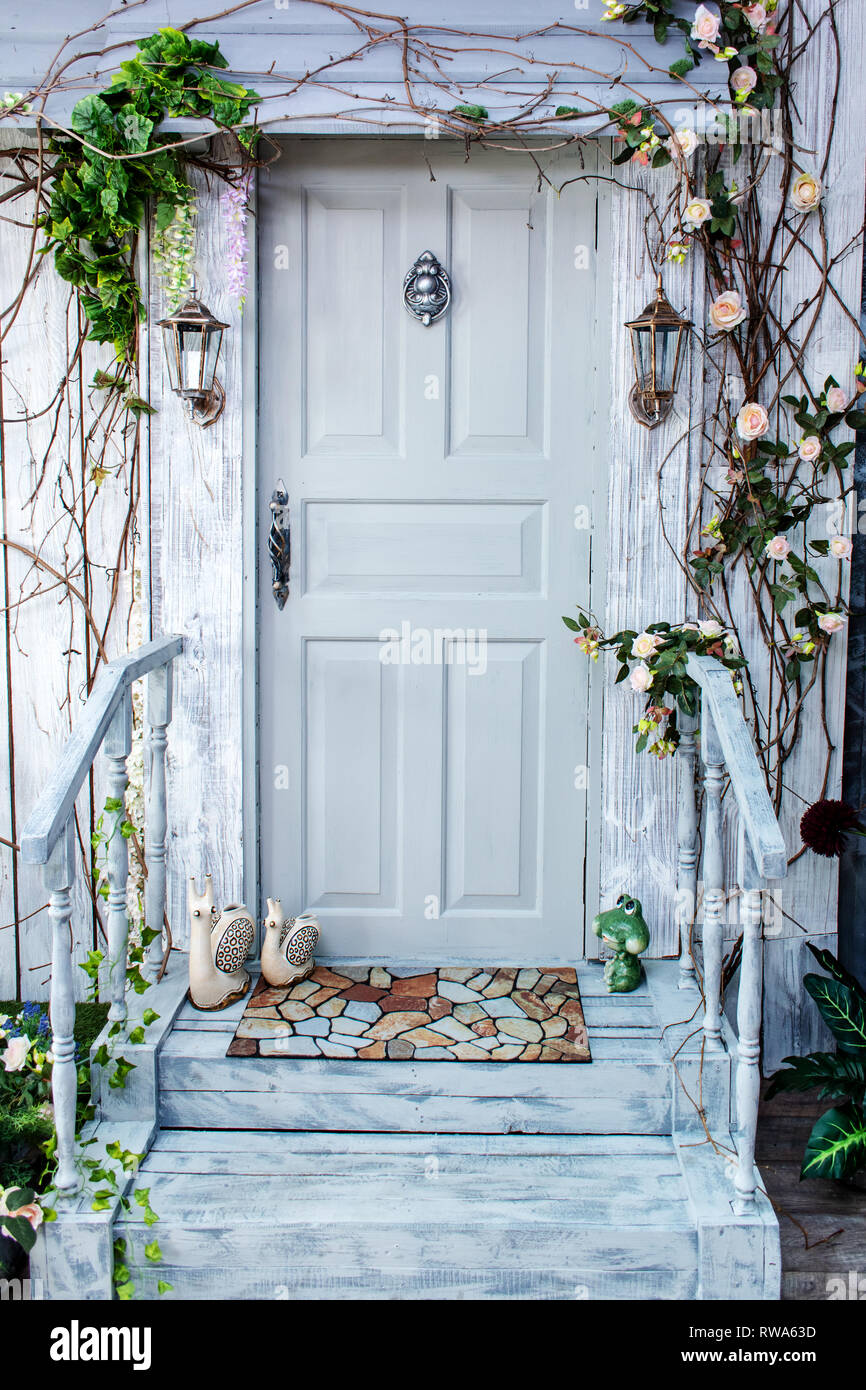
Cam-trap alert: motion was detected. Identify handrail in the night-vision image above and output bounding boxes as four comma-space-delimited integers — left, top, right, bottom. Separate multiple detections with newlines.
686, 654, 787, 880
679, 652, 787, 1214
20, 634, 182, 1199
20, 635, 183, 865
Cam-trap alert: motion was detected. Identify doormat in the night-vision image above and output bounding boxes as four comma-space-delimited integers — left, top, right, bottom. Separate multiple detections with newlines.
227, 965, 590, 1061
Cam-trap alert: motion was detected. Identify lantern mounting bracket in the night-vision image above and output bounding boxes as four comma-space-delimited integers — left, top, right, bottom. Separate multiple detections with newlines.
188, 376, 226, 429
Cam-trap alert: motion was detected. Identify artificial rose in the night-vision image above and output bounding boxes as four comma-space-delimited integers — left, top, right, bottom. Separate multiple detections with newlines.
683, 197, 712, 231
667, 127, 699, 160
737, 401, 770, 440
630, 663, 654, 693
691, 4, 722, 47
5, 1201, 43, 1233
826, 386, 848, 413
631, 631, 661, 660
818, 611, 846, 634
790, 172, 822, 214
730, 66, 758, 98
798, 435, 822, 462
765, 535, 791, 562
698, 619, 725, 638
2, 1035, 30, 1072
742, 3, 769, 31
829, 535, 854, 560
709, 290, 747, 332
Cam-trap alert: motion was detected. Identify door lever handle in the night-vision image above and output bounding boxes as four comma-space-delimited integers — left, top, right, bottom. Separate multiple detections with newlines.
268, 480, 291, 609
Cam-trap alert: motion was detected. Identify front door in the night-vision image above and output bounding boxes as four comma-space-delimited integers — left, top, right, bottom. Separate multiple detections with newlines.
258, 138, 603, 961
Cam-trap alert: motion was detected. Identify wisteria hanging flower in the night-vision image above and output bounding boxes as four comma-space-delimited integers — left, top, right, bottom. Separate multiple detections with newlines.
221, 172, 252, 309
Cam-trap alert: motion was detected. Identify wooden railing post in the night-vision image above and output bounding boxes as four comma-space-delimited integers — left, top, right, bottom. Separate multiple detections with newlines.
701, 696, 726, 1050
45, 819, 79, 1197
144, 663, 172, 981
734, 824, 763, 1211
105, 689, 131, 1029
676, 713, 699, 988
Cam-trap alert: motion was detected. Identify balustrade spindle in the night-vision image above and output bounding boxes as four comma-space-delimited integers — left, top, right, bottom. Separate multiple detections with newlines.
676, 714, 699, 988
734, 826, 763, 1210
701, 699, 726, 1050
105, 689, 132, 1028
144, 663, 172, 981
45, 820, 79, 1197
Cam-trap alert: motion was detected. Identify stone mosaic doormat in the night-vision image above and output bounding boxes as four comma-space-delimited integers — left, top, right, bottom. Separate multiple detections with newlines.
227, 965, 591, 1062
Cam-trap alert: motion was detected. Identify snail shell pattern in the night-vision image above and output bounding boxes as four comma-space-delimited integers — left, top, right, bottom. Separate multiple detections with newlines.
213, 909, 256, 974
284, 921, 319, 965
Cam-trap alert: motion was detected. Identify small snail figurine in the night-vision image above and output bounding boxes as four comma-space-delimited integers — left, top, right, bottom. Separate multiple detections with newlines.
187, 874, 255, 1011
261, 898, 320, 987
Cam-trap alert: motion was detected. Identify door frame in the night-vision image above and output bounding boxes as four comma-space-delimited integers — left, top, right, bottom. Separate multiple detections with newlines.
241, 135, 613, 961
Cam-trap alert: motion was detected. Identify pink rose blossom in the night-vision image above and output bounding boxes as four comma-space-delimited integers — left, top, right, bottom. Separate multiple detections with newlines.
798, 436, 822, 462
826, 386, 848, 413
730, 66, 758, 97
709, 290, 748, 332
737, 401, 770, 440
765, 536, 791, 562
743, 3, 769, 31
691, 4, 722, 47
817, 612, 846, 634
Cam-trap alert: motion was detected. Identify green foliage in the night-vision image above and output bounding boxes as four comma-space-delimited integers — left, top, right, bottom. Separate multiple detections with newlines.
767, 949, 866, 1181
43, 27, 259, 363
452, 104, 488, 121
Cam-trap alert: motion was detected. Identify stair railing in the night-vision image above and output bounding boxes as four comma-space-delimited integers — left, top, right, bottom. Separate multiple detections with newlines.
19, 635, 183, 1199
677, 654, 787, 1213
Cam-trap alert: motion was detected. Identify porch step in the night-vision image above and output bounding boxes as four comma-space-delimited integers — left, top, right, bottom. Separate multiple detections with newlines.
156, 960, 732, 1135
119, 1130, 702, 1300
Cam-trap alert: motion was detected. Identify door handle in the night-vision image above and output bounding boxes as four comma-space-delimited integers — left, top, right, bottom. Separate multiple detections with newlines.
268, 480, 291, 609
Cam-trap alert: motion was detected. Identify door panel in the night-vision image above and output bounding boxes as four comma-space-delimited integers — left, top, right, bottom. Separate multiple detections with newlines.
258, 139, 601, 961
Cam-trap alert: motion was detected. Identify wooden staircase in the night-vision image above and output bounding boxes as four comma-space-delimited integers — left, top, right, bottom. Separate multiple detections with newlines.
53, 955, 781, 1301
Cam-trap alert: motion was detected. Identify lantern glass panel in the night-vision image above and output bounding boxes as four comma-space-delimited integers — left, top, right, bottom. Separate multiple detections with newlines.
202, 326, 224, 394
656, 325, 678, 394
178, 325, 206, 394
631, 326, 648, 388
161, 325, 181, 393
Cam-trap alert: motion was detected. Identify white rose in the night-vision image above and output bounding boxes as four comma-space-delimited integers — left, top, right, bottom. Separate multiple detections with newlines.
667, 127, 699, 160
630, 663, 654, 693
829, 535, 853, 560
730, 66, 758, 97
709, 290, 747, 332
790, 172, 822, 214
2, 1035, 30, 1072
743, 3, 769, 31
698, 619, 725, 638
737, 401, 770, 440
631, 631, 660, 660
683, 197, 712, 231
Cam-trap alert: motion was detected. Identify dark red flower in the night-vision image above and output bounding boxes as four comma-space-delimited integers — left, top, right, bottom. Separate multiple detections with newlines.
800, 799, 864, 858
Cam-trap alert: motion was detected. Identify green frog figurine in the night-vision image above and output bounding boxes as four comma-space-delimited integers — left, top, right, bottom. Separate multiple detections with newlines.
592, 894, 651, 993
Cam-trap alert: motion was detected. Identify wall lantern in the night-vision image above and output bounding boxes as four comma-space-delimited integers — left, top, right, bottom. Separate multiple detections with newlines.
625, 273, 692, 429
157, 288, 229, 428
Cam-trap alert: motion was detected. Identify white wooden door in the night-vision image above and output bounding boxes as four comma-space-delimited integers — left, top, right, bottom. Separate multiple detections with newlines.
258, 139, 602, 961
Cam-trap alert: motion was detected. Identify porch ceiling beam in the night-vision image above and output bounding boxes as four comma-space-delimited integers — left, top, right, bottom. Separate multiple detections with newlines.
19, 634, 183, 866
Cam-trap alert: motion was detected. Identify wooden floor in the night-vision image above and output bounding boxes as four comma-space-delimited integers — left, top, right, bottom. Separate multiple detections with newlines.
756, 1086, 866, 1301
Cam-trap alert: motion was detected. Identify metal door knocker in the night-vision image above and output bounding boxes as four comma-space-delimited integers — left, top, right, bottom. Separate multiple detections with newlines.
268, 480, 291, 609
403, 250, 451, 326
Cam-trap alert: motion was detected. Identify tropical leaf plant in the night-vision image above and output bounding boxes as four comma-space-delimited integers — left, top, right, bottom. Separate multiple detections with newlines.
767, 945, 866, 1181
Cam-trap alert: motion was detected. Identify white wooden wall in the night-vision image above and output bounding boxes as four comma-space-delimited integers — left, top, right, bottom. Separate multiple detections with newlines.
1, 1, 864, 1070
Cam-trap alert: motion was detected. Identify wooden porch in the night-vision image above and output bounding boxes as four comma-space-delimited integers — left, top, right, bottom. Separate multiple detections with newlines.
34, 955, 779, 1301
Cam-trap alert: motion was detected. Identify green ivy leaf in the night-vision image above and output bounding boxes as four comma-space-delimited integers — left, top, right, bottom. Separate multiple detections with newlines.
144, 1239, 162, 1262
157, 1280, 174, 1295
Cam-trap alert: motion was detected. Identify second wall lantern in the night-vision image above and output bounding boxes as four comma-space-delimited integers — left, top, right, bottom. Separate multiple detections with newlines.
625, 273, 691, 429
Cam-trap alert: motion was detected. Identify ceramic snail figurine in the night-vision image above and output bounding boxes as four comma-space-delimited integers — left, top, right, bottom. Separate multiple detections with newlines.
187, 875, 255, 1010
591, 894, 651, 994
261, 898, 320, 988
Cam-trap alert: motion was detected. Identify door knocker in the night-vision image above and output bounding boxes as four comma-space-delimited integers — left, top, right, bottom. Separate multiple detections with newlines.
403, 250, 451, 326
